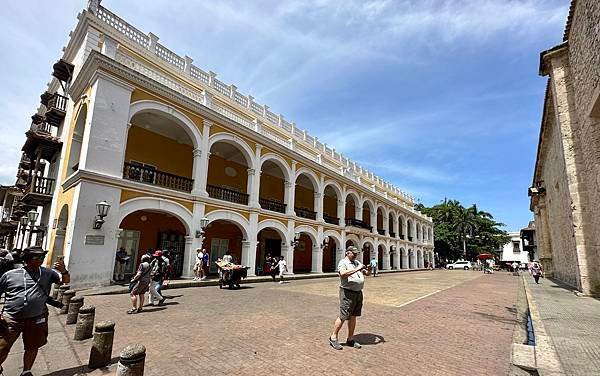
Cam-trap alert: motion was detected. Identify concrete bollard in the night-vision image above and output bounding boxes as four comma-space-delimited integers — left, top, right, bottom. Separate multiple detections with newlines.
60, 290, 76, 314
74, 305, 95, 340
89, 321, 115, 369
51, 283, 60, 299
56, 285, 70, 304
66, 296, 85, 325
116, 344, 146, 376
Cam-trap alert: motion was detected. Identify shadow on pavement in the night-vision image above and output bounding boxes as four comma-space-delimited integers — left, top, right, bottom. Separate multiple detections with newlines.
353, 333, 385, 345
44, 356, 119, 376
473, 311, 517, 325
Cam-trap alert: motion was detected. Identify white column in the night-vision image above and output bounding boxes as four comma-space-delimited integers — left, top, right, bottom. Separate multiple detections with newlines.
382, 247, 391, 270
337, 199, 345, 226
311, 245, 323, 273
242, 240, 258, 276
285, 219, 295, 274
356, 203, 363, 220
402, 251, 409, 269
191, 148, 207, 196
286, 161, 297, 215
371, 210, 377, 235
248, 144, 262, 208
383, 210, 389, 236
182, 236, 194, 278
315, 192, 323, 222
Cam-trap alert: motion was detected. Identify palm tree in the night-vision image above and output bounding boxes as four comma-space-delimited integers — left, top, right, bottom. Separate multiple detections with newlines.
453, 205, 478, 259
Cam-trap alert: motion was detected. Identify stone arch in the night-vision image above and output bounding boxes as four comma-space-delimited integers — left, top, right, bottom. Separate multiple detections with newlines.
129, 100, 202, 148
118, 197, 193, 234
204, 209, 250, 239
208, 132, 254, 167
322, 180, 343, 198
345, 234, 360, 248
257, 219, 289, 243
295, 225, 318, 243
361, 197, 376, 213
259, 153, 291, 182
345, 189, 360, 205
323, 230, 342, 247
361, 237, 376, 251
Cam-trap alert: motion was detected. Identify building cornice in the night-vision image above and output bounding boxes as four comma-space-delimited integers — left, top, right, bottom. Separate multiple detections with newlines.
539, 42, 568, 77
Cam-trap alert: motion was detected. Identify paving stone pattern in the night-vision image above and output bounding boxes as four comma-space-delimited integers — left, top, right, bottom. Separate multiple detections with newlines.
525, 276, 600, 375
4, 271, 519, 375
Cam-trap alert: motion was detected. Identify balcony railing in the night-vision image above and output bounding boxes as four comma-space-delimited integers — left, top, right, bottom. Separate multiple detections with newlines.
207, 184, 249, 205
31, 176, 54, 195
345, 218, 372, 231
123, 162, 193, 192
377, 228, 385, 236
323, 213, 339, 225
295, 207, 316, 220
259, 197, 286, 213
399, 234, 405, 240
389, 232, 396, 238
30, 121, 53, 134
45, 93, 68, 126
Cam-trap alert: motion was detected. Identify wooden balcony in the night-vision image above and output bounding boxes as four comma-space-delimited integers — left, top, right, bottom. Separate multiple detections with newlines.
123, 162, 194, 193
259, 197, 286, 213
345, 218, 372, 231
295, 207, 316, 220
207, 184, 249, 205
44, 93, 68, 126
389, 231, 396, 238
324, 213, 339, 225
21, 176, 55, 206
52, 59, 74, 82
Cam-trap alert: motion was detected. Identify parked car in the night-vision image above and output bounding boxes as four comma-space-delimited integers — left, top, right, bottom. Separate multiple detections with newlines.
446, 261, 472, 270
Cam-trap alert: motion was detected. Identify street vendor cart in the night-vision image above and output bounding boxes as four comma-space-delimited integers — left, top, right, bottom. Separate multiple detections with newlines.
215, 260, 249, 289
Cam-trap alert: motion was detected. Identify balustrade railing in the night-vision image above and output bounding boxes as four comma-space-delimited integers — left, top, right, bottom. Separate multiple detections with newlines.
30, 122, 53, 134
295, 207, 316, 220
323, 213, 339, 225
29, 176, 55, 195
123, 162, 193, 192
259, 197, 286, 213
345, 218, 372, 231
207, 184, 249, 205
377, 229, 385, 236
47, 93, 68, 113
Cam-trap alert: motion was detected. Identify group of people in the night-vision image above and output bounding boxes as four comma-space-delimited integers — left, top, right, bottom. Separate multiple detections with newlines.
510, 260, 544, 284
193, 248, 210, 280
263, 254, 288, 284
127, 249, 171, 314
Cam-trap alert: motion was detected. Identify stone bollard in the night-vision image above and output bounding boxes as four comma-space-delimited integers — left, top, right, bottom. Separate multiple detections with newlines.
51, 283, 60, 299
56, 285, 70, 304
60, 290, 76, 314
66, 296, 85, 325
74, 305, 95, 340
89, 321, 115, 369
116, 344, 146, 376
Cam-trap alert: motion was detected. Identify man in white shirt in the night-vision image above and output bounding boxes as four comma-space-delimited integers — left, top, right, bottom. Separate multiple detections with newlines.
329, 246, 370, 350
276, 256, 287, 284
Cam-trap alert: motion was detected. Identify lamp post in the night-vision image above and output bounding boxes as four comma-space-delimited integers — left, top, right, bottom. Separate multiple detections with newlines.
26, 209, 39, 247
195, 216, 210, 247
320, 236, 330, 249
18, 216, 28, 250
290, 231, 300, 248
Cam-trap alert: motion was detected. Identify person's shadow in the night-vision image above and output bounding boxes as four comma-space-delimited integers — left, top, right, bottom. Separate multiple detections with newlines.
352, 333, 385, 345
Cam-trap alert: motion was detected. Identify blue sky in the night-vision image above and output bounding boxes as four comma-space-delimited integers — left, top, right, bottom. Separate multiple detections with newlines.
0, 0, 569, 231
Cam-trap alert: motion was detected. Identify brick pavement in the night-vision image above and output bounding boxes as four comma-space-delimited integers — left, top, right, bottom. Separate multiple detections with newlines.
3, 270, 519, 376
524, 275, 600, 375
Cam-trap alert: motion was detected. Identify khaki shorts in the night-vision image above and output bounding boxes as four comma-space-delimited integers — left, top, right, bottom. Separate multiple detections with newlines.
339, 288, 363, 320
0, 313, 49, 356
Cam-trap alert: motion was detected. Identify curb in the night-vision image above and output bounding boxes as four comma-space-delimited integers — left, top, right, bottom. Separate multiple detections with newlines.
79, 267, 430, 296
520, 275, 566, 376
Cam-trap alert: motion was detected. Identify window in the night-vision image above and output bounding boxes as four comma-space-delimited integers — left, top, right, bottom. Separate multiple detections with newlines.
512, 241, 521, 252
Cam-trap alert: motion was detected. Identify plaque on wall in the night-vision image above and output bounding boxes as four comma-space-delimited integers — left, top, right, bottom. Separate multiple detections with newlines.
85, 234, 105, 245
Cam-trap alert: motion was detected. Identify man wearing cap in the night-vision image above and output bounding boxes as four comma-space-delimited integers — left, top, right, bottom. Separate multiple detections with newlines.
329, 246, 370, 350
0, 246, 69, 375
149, 250, 166, 306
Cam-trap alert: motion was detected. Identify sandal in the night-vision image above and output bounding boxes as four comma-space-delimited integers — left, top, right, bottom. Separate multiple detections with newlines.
126, 309, 137, 314
136, 308, 143, 313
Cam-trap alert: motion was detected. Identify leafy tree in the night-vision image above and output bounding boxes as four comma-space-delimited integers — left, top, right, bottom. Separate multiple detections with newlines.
417, 198, 510, 263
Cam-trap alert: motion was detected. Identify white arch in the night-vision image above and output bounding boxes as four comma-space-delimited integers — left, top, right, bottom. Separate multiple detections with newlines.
323, 230, 342, 247
377, 240, 387, 251
344, 190, 360, 205
345, 233, 360, 247
295, 225, 318, 243
204, 209, 250, 239
129, 100, 202, 148
119, 197, 193, 234
260, 153, 291, 182
361, 237, 376, 251
209, 132, 254, 166
323, 180, 343, 199
361, 197, 375, 212
257, 219, 290, 243
294, 167, 320, 191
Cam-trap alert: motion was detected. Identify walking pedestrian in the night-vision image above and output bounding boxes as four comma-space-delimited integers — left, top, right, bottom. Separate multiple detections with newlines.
369, 257, 378, 277
531, 262, 543, 284
264, 253, 277, 282
149, 251, 166, 306
128, 254, 152, 314
329, 246, 371, 350
0, 246, 70, 375
193, 248, 203, 280
201, 249, 209, 279
276, 256, 287, 284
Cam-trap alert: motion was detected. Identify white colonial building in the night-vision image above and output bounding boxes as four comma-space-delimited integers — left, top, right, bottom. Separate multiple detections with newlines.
1, 0, 434, 287
500, 232, 530, 265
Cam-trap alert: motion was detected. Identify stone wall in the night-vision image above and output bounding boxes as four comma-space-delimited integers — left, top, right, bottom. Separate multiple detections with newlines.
568, 0, 600, 294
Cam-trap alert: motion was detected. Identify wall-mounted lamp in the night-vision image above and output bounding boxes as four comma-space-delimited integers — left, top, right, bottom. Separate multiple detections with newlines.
321, 236, 330, 249
291, 231, 301, 247
195, 217, 210, 248
93, 201, 111, 229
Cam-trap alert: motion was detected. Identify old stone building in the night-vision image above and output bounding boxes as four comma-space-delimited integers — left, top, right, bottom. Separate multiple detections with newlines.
530, 0, 600, 296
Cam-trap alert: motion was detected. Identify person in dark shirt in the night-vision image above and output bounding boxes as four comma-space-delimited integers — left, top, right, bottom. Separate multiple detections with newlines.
0, 246, 69, 375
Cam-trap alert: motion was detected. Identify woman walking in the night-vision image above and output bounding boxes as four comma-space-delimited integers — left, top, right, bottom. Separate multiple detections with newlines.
128, 254, 152, 314
531, 261, 543, 284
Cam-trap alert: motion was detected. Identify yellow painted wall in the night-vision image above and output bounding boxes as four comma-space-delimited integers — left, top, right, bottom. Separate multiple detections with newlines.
295, 185, 314, 210
120, 190, 193, 212
323, 195, 337, 217
259, 174, 285, 201
124, 127, 193, 178
207, 155, 248, 192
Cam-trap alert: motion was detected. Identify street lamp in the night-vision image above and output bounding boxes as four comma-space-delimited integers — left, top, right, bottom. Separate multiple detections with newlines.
320, 236, 330, 249
93, 201, 111, 229
18, 216, 28, 250
25, 210, 40, 247
195, 216, 210, 247
290, 231, 301, 248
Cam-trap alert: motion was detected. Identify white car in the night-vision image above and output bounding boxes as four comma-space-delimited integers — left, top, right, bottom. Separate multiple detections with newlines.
446, 261, 472, 270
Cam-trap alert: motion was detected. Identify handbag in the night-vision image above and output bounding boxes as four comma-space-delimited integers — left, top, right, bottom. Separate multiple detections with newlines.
129, 263, 151, 292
